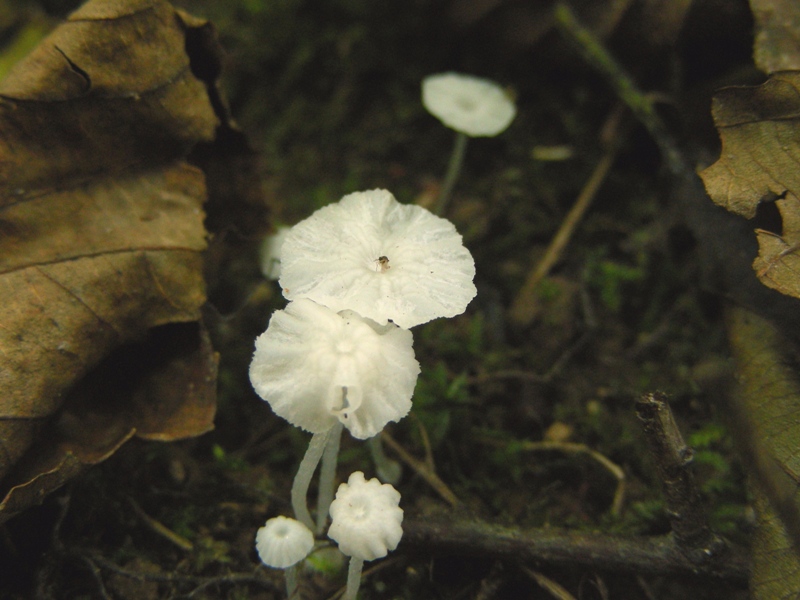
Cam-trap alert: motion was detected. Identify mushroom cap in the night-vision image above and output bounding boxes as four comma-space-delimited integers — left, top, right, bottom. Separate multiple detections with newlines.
255, 516, 315, 569
279, 189, 477, 329
249, 299, 420, 439
422, 72, 516, 137
328, 471, 403, 561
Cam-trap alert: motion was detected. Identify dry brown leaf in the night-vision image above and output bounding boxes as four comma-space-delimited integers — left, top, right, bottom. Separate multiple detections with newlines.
753, 195, 800, 298
0, 324, 217, 523
726, 306, 800, 596
751, 486, 800, 600
700, 72, 800, 299
0, 0, 222, 523
703, 4, 800, 590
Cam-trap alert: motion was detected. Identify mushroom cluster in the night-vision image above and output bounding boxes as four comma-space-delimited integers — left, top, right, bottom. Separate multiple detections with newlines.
249, 188, 476, 596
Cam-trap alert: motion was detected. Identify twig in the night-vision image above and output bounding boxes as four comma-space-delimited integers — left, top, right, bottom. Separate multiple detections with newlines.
522, 567, 577, 600
636, 575, 658, 600
474, 434, 625, 516
129, 497, 194, 552
535, 283, 597, 379
478, 283, 597, 385
509, 113, 621, 326
76, 554, 113, 600
635, 392, 727, 564
582, 574, 610, 600
553, 2, 686, 177
474, 561, 504, 600
411, 412, 436, 471
86, 551, 279, 591
380, 430, 460, 508
401, 515, 749, 585
522, 441, 626, 517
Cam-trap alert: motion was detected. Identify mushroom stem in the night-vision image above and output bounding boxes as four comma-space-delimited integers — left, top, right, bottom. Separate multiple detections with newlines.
285, 563, 300, 598
344, 557, 365, 600
367, 435, 402, 485
292, 427, 335, 530
316, 421, 344, 534
434, 131, 468, 215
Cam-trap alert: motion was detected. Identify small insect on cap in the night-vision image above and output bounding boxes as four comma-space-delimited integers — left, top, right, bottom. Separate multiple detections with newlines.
328, 471, 403, 561
255, 516, 315, 569
422, 72, 516, 137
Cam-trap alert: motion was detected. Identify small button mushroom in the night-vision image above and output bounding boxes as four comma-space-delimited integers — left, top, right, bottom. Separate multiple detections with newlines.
328, 471, 403, 600
255, 516, 314, 597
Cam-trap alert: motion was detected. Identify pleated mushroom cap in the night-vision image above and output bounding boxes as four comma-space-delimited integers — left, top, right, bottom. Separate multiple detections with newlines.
255, 516, 314, 569
249, 299, 420, 439
422, 72, 516, 137
328, 471, 403, 561
279, 189, 477, 329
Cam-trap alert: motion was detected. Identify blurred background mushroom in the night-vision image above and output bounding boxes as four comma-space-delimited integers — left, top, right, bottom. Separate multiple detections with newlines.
421, 72, 516, 214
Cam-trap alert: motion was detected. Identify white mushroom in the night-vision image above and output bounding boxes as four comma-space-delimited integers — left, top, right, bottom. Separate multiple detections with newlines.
249, 298, 420, 439
255, 516, 315, 597
421, 72, 517, 214
279, 189, 477, 329
422, 72, 516, 137
328, 471, 403, 600
249, 298, 419, 531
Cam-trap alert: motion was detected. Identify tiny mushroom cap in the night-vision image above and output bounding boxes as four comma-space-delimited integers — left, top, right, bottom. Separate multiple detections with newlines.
279, 189, 477, 329
328, 471, 403, 561
249, 298, 420, 439
255, 516, 315, 569
422, 72, 516, 137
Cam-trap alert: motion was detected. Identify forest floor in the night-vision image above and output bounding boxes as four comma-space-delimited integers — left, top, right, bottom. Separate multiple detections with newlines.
0, 0, 765, 598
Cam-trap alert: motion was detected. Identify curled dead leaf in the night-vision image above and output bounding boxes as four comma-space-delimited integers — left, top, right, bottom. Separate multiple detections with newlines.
0, 0, 223, 523
700, 72, 800, 300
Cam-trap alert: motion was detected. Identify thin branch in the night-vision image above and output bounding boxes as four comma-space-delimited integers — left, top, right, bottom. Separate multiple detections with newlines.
520, 440, 626, 517
509, 109, 622, 326
473, 435, 625, 517
522, 567, 577, 600
401, 516, 749, 585
553, 2, 686, 177
476, 284, 597, 385
86, 551, 279, 591
129, 496, 194, 551
381, 430, 460, 508
411, 413, 436, 472
635, 392, 727, 564
76, 554, 113, 600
